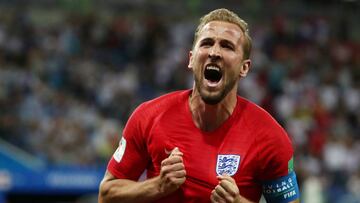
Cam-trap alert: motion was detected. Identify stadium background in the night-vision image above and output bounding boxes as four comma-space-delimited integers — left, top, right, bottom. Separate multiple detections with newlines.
0, 0, 359, 202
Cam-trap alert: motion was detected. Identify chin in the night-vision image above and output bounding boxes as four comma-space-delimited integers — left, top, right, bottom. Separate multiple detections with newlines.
200, 91, 225, 105
202, 98, 222, 105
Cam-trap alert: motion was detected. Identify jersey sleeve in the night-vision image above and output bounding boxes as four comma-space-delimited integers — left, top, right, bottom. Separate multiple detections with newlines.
254, 113, 293, 179
255, 114, 300, 202
107, 104, 150, 180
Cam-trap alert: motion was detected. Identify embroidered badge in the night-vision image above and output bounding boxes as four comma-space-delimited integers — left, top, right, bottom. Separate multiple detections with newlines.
113, 137, 126, 163
216, 154, 241, 176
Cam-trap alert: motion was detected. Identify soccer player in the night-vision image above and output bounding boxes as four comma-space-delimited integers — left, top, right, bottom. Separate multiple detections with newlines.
98, 8, 300, 203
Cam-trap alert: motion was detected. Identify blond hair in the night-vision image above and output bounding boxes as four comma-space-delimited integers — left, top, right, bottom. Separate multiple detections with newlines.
192, 8, 252, 59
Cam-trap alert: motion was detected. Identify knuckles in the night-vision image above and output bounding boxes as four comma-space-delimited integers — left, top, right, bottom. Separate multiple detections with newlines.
161, 156, 183, 167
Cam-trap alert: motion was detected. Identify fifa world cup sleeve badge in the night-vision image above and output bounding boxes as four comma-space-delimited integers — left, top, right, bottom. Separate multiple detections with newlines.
113, 137, 127, 163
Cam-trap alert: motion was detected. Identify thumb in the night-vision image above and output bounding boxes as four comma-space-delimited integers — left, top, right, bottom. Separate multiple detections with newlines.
217, 174, 236, 185
170, 147, 183, 157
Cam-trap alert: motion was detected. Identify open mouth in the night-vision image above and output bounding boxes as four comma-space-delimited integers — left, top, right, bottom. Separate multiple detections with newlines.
204, 65, 222, 84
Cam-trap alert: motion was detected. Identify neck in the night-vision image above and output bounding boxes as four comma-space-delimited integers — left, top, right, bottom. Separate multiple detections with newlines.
189, 89, 237, 132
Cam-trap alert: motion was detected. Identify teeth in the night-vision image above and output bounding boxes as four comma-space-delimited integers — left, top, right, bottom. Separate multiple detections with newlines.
206, 66, 220, 72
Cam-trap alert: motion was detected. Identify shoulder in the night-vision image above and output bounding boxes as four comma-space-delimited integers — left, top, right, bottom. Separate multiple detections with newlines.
136, 90, 190, 116
238, 96, 283, 132
128, 90, 189, 126
123, 90, 190, 139
237, 96, 292, 149
238, 98, 294, 179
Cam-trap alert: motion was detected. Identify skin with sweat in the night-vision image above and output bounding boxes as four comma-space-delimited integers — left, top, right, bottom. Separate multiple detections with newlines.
188, 20, 251, 131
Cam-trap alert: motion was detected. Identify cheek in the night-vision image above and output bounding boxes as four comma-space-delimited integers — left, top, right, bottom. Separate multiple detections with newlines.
195, 49, 209, 60
225, 57, 243, 76
192, 51, 207, 68
225, 55, 241, 68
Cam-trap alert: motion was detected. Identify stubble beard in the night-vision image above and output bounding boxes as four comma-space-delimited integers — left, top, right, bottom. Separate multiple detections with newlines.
194, 74, 238, 105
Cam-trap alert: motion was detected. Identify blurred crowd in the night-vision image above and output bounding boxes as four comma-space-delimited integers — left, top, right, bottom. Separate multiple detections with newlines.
0, 1, 359, 202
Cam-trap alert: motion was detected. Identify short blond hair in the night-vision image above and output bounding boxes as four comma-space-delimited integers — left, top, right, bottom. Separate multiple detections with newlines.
193, 8, 252, 59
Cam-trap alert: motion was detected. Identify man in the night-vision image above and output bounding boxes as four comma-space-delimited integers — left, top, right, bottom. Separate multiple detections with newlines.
99, 8, 300, 203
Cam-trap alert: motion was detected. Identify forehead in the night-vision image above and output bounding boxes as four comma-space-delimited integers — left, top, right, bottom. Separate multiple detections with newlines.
198, 21, 243, 42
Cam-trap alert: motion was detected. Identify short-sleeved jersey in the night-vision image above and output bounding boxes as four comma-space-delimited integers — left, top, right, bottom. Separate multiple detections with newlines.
107, 90, 294, 202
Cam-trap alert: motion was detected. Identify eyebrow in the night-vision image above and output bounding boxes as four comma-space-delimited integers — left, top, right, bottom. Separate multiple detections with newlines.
199, 38, 213, 43
199, 37, 236, 48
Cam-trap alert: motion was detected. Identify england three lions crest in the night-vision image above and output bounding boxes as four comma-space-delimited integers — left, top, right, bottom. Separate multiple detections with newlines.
216, 155, 241, 176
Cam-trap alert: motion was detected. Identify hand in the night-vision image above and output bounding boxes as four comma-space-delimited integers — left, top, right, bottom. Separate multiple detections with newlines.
210, 175, 241, 203
158, 147, 186, 195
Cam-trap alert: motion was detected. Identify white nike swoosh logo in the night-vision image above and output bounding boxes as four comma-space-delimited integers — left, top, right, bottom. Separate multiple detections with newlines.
164, 148, 176, 155
164, 149, 172, 155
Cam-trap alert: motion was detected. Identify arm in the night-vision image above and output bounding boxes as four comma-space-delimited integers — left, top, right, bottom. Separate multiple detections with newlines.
254, 112, 300, 203
99, 147, 186, 203
262, 171, 300, 203
99, 171, 163, 203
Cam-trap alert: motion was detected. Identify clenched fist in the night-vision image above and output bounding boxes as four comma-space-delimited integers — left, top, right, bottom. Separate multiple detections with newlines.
211, 175, 241, 203
158, 147, 186, 195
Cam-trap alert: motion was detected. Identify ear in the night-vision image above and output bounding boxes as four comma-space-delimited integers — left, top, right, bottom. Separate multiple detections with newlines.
239, 59, 251, 77
188, 51, 194, 70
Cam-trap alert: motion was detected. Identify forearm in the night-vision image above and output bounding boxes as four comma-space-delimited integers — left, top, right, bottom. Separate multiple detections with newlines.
238, 196, 256, 203
99, 176, 163, 203
99, 148, 185, 203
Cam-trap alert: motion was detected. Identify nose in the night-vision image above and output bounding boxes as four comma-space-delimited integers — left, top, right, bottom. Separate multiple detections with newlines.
208, 44, 221, 61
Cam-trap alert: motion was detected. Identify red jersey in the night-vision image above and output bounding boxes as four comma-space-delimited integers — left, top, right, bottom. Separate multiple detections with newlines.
107, 90, 294, 202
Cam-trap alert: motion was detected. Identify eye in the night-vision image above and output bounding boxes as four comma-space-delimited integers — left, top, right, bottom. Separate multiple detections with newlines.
219, 40, 235, 50
200, 42, 211, 47
221, 42, 235, 50
199, 39, 213, 47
